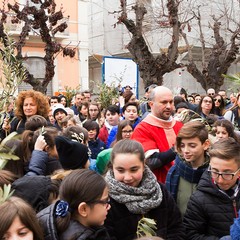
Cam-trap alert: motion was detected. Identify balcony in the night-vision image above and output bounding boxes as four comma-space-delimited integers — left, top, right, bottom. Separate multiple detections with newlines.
5, 16, 70, 40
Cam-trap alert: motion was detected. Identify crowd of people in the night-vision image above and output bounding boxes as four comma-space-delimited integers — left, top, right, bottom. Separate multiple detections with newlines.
0, 85, 240, 240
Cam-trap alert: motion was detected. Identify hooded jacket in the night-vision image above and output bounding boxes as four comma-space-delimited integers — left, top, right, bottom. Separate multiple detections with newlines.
12, 175, 51, 213
183, 170, 240, 239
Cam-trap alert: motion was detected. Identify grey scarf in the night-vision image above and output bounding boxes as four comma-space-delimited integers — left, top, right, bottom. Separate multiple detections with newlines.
105, 166, 162, 214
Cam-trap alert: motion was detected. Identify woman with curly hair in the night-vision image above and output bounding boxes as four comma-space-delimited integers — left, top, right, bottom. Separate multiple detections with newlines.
1, 90, 50, 140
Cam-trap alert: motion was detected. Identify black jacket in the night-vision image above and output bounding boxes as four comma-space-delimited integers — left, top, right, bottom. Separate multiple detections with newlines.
37, 202, 111, 240
12, 175, 51, 213
104, 183, 185, 240
183, 170, 240, 239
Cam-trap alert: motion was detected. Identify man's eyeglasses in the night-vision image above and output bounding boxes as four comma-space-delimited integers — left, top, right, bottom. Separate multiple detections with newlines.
87, 198, 111, 208
208, 93, 215, 96
214, 99, 221, 103
208, 166, 240, 180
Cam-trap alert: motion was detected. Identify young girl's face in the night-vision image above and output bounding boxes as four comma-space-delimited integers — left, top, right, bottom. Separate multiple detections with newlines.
194, 96, 201, 104
121, 125, 133, 139
112, 153, 144, 187
88, 129, 97, 140
67, 120, 75, 127
80, 105, 88, 117
3, 216, 34, 240
86, 187, 110, 226
216, 126, 229, 140
61, 97, 67, 107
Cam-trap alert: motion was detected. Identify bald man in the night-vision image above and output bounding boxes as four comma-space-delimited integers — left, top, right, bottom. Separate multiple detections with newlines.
132, 86, 183, 183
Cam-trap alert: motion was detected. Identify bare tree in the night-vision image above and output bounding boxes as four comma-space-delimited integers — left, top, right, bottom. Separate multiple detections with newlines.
116, 0, 240, 91
0, 0, 77, 93
116, 0, 182, 87
181, 3, 240, 92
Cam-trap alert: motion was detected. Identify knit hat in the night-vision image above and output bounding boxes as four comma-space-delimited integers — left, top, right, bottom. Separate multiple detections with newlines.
55, 136, 89, 170
52, 103, 67, 118
65, 107, 74, 116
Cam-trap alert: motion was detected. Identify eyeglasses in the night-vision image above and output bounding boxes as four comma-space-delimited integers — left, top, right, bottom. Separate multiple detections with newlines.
87, 198, 111, 208
208, 93, 215, 96
122, 130, 133, 134
208, 166, 240, 180
203, 99, 213, 104
214, 99, 221, 103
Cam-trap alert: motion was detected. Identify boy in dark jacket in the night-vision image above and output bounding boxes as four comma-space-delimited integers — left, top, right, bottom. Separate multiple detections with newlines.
183, 138, 240, 239
83, 120, 106, 159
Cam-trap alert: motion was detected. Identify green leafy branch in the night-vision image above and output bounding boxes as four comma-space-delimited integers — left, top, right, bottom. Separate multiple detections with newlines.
222, 73, 240, 92
97, 82, 119, 110
64, 84, 81, 107
177, 109, 213, 131
0, 132, 20, 170
0, 31, 27, 113
0, 184, 14, 205
222, 73, 240, 83
136, 217, 157, 238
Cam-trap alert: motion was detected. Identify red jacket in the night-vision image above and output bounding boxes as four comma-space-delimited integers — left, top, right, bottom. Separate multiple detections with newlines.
132, 115, 182, 183
98, 125, 109, 145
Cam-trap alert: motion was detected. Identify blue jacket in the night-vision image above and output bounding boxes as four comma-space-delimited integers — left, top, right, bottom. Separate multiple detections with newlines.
26, 150, 62, 176
71, 104, 79, 115
88, 138, 106, 159
107, 117, 141, 148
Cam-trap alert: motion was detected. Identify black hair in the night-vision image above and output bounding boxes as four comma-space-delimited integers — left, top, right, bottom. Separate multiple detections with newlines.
105, 105, 120, 116
122, 102, 139, 114
83, 120, 100, 137
56, 169, 107, 233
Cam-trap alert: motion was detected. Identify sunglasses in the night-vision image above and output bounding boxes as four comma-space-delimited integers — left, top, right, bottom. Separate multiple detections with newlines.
214, 99, 221, 103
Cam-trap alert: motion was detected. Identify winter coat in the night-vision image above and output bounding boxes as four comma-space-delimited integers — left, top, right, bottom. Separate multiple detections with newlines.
26, 150, 62, 176
37, 202, 111, 240
71, 104, 79, 115
166, 155, 209, 215
104, 183, 185, 240
183, 170, 240, 239
98, 125, 109, 145
88, 138, 106, 159
12, 175, 51, 213
0, 117, 26, 141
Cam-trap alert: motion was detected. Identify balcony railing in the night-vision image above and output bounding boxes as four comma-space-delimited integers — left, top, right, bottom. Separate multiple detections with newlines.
5, 16, 70, 39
